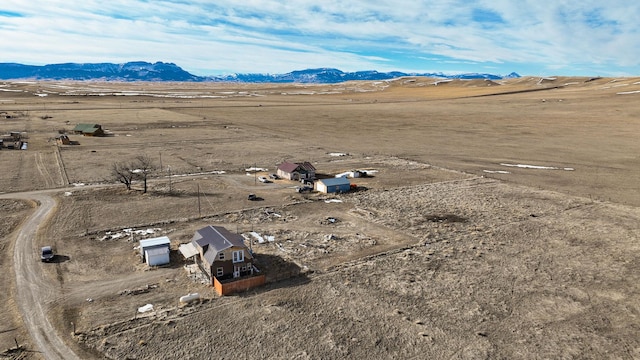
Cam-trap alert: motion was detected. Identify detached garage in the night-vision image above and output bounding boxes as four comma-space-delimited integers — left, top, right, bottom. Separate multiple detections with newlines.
139, 236, 171, 266
316, 177, 351, 193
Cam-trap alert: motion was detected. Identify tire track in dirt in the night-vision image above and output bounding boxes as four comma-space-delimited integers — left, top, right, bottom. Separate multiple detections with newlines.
58, 269, 177, 305
35, 152, 56, 188
2, 191, 81, 360
54, 146, 70, 186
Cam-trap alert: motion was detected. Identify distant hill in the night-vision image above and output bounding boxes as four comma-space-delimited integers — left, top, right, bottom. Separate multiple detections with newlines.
208, 68, 521, 83
0, 62, 520, 83
0, 62, 201, 81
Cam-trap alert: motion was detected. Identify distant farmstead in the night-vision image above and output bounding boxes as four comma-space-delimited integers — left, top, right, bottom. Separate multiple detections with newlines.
0, 131, 27, 150
276, 161, 316, 181
72, 123, 104, 136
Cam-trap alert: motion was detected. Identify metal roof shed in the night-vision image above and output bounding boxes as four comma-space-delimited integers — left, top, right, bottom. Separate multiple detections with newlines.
145, 247, 170, 266
140, 236, 171, 266
316, 177, 351, 193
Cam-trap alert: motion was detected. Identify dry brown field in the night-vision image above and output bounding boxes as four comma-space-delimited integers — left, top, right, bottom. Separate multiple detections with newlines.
1, 76, 640, 359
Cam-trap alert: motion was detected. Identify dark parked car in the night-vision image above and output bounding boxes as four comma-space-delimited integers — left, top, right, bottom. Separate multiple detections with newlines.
248, 193, 257, 201
41, 246, 54, 262
295, 186, 313, 193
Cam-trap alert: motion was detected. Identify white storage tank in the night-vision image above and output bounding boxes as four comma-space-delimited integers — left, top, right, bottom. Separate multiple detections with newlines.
179, 293, 200, 304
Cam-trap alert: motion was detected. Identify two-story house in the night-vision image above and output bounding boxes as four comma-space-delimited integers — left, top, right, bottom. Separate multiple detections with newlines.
276, 161, 316, 181
191, 225, 255, 284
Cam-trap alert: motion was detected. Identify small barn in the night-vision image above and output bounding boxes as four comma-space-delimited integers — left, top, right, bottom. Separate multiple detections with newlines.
315, 177, 351, 193
56, 134, 71, 145
139, 236, 171, 266
72, 123, 104, 136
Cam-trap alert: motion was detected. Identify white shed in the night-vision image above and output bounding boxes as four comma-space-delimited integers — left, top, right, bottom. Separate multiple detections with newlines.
139, 236, 171, 266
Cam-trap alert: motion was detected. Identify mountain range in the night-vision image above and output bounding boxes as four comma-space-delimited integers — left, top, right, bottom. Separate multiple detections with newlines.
0, 61, 520, 83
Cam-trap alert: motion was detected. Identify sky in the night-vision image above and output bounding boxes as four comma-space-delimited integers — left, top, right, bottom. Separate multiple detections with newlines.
1, 1, 639, 77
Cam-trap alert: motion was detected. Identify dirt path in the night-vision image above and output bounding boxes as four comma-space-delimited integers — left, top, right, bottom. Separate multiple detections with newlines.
1, 190, 80, 360
34, 152, 55, 188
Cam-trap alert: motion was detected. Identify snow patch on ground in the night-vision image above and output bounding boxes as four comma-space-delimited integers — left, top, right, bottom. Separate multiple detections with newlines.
432, 79, 453, 85
167, 170, 225, 178
100, 227, 162, 241
483, 170, 510, 174
500, 163, 574, 171
247, 231, 274, 244
137, 304, 154, 313
360, 169, 378, 175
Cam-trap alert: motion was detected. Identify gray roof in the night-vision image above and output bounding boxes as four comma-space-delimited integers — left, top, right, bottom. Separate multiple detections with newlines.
139, 236, 171, 255
192, 225, 247, 265
140, 236, 171, 247
318, 177, 350, 186
277, 161, 316, 174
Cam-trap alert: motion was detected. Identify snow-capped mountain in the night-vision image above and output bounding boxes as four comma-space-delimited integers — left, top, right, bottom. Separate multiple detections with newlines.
0, 62, 520, 83
209, 68, 520, 83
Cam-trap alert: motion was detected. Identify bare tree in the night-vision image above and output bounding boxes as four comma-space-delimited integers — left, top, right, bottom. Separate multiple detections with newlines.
134, 154, 154, 193
112, 161, 135, 190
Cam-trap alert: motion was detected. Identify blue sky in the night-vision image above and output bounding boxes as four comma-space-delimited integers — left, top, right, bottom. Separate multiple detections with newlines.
1, 1, 639, 76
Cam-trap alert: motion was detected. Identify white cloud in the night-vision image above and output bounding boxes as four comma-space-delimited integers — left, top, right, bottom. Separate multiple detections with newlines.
1, 1, 639, 75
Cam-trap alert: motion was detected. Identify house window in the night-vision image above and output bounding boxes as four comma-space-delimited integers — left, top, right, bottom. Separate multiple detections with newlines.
218, 252, 225, 260
232, 250, 244, 263
216, 267, 224, 277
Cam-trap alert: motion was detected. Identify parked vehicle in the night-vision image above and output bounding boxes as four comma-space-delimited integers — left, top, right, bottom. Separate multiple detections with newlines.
248, 193, 257, 201
295, 186, 313, 193
41, 246, 54, 262
269, 173, 279, 179
258, 176, 270, 183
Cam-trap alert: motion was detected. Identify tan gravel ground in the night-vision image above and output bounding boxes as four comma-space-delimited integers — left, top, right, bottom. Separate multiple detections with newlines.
1, 77, 640, 359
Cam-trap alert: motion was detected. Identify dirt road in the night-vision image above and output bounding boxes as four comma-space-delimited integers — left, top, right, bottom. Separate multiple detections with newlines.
2, 190, 80, 360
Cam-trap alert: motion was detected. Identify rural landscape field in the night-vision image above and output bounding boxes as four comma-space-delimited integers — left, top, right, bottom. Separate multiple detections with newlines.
1, 76, 640, 359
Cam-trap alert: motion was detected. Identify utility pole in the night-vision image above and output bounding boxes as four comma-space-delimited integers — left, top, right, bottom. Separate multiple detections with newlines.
197, 182, 201, 217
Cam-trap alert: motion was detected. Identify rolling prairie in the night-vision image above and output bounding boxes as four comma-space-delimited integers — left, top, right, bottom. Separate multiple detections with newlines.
1, 76, 640, 359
